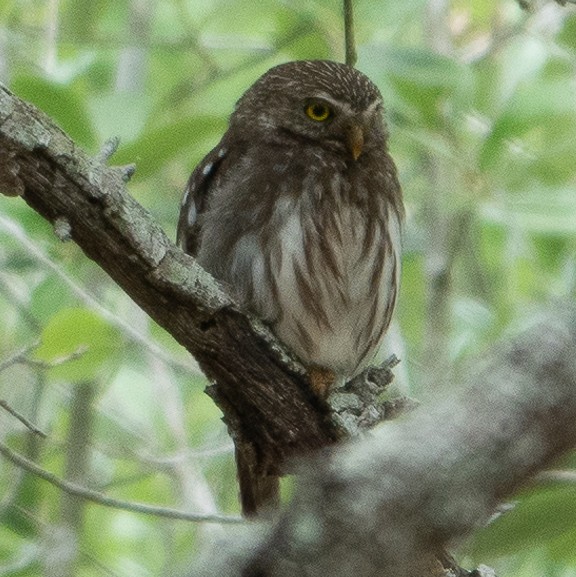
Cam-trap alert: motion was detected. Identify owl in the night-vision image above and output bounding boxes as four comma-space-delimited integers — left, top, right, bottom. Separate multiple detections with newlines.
177, 60, 403, 397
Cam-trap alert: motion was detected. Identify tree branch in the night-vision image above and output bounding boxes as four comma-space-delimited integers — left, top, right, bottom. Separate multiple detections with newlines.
0, 440, 242, 524
0, 398, 47, 438
0, 82, 344, 486
189, 305, 576, 577
2, 75, 575, 576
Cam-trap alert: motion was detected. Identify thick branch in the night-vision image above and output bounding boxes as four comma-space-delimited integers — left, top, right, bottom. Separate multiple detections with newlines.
0, 83, 338, 478
192, 305, 576, 577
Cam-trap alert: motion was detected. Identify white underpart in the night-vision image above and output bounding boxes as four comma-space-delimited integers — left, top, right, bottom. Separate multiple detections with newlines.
257, 192, 401, 377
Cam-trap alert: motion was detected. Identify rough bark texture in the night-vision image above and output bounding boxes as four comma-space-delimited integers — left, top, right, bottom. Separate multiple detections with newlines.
0, 83, 403, 517
4, 83, 576, 577
191, 307, 576, 577
0, 83, 339, 495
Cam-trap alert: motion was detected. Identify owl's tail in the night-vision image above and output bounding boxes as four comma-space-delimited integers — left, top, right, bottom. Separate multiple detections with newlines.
235, 444, 280, 518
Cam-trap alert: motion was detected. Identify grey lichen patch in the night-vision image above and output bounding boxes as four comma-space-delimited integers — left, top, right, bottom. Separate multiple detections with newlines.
248, 317, 306, 377
48, 130, 78, 168
150, 247, 233, 311
87, 163, 105, 192
4, 103, 52, 151
0, 85, 15, 124
331, 412, 361, 436
117, 164, 136, 182
329, 393, 363, 413
324, 356, 407, 436
103, 194, 170, 268
96, 136, 121, 163
53, 216, 72, 242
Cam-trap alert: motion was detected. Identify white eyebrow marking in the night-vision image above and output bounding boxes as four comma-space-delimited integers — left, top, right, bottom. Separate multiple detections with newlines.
366, 98, 383, 113
310, 92, 353, 115
309, 92, 382, 115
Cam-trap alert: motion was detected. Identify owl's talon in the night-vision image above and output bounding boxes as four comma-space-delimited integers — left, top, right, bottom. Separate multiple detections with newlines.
308, 367, 337, 398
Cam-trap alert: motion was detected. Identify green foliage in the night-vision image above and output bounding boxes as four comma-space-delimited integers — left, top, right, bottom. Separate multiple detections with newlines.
0, 1, 575, 575
471, 486, 576, 559
35, 308, 122, 382
11, 75, 97, 149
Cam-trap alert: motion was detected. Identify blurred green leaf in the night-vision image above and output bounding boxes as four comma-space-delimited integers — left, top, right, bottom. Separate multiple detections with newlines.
557, 14, 576, 52
35, 308, 122, 382
114, 115, 226, 179
10, 75, 97, 149
3, 1, 576, 574
482, 188, 576, 235
88, 92, 152, 143
470, 486, 576, 559
480, 79, 575, 170
398, 251, 425, 346
362, 45, 473, 127
30, 275, 75, 324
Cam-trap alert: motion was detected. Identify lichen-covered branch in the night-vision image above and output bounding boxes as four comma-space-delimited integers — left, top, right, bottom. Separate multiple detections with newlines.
4, 82, 576, 577
192, 306, 576, 577
0, 83, 339, 487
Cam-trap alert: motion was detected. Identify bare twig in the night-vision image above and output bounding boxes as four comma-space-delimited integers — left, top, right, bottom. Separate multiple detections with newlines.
25, 345, 89, 369
0, 399, 47, 438
0, 215, 199, 375
0, 339, 87, 372
0, 440, 243, 524
0, 82, 343, 518
0, 341, 40, 373
343, 0, 357, 67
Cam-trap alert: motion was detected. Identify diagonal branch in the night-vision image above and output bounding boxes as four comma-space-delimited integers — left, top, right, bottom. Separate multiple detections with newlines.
0, 83, 339, 487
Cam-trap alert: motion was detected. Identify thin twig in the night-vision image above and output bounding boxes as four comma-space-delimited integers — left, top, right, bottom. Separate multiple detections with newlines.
0, 341, 40, 373
0, 441, 243, 525
24, 345, 89, 369
0, 216, 199, 375
0, 400, 47, 438
0, 341, 88, 373
343, 0, 357, 67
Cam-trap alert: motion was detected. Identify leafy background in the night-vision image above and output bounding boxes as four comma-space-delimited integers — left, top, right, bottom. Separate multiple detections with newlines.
1, 0, 576, 575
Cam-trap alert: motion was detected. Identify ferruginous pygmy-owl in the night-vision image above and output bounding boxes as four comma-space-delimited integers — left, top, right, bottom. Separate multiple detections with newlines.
177, 60, 404, 397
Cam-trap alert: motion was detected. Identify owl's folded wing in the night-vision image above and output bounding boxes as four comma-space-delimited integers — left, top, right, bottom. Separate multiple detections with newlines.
176, 140, 229, 256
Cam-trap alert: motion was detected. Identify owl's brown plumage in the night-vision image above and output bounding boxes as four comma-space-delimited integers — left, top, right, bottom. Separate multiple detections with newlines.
178, 60, 403, 390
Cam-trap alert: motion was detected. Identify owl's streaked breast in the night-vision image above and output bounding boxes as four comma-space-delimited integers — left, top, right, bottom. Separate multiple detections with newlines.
179, 59, 404, 384
226, 170, 401, 377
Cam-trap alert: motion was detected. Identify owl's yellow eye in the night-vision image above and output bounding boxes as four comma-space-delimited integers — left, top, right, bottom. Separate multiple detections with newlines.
304, 101, 332, 122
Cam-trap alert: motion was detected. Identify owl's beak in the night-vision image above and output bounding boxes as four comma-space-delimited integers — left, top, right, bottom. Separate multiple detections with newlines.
346, 124, 364, 161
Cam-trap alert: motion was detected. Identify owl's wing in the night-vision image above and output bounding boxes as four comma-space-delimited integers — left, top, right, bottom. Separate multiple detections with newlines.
176, 141, 228, 256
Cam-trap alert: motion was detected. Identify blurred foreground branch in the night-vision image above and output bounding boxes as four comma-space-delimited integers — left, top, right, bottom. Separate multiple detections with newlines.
192, 306, 576, 577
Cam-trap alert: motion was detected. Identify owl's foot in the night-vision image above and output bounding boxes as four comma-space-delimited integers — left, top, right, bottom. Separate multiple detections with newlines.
308, 367, 336, 398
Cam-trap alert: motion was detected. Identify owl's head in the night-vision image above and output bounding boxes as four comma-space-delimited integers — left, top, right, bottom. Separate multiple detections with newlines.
231, 60, 388, 161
